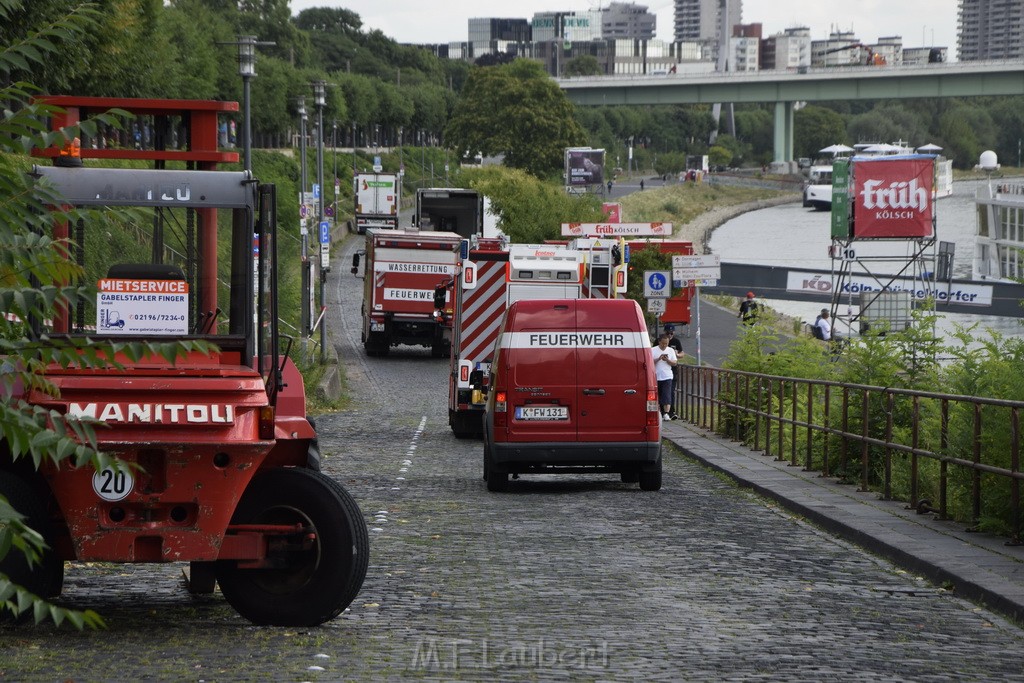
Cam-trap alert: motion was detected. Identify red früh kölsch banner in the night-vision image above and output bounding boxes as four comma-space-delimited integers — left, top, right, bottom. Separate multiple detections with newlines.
852, 157, 934, 238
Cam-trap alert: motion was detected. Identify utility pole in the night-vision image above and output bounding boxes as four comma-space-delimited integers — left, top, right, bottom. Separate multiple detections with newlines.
313, 81, 327, 364
298, 97, 309, 354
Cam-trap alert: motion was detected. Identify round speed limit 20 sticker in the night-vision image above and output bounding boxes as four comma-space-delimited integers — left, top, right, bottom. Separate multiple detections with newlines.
92, 466, 135, 502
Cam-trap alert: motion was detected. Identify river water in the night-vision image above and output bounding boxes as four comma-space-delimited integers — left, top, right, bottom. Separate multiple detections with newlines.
707, 178, 1024, 342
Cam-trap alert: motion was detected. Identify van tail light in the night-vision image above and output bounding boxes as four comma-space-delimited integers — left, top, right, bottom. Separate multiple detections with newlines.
494, 391, 507, 428
646, 390, 660, 426
258, 405, 276, 440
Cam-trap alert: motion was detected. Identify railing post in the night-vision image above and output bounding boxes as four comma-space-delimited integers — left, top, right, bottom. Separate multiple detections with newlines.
883, 392, 894, 501
753, 377, 762, 451
764, 379, 773, 458
823, 384, 831, 477
791, 381, 798, 466
860, 388, 870, 493
940, 399, 949, 521
733, 373, 742, 442
970, 403, 982, 531
805, 383, 814, 471
841, 387, 850, 477
1011, 408, 1021, 546
910, 395, 920, 510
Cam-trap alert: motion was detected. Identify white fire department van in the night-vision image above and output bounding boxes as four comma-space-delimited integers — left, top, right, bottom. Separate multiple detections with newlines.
482, 298, 661, 491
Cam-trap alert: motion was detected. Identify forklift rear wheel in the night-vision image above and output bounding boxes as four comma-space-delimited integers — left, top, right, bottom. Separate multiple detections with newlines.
216, 468, 369, 626
0, 472, 64, 601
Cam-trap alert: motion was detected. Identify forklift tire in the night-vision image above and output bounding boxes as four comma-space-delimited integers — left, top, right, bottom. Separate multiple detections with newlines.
216, 468, 369, 626
0, 472, 64, 601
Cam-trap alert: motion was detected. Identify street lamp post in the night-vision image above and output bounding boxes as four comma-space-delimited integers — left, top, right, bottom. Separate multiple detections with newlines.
236, 35, 257, 173
298, 97, 310, 352
332, 120, 338, 242
313, 81, 327, 364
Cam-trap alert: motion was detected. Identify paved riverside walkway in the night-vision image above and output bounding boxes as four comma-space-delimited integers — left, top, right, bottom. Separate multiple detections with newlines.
660, 297, 1024, 626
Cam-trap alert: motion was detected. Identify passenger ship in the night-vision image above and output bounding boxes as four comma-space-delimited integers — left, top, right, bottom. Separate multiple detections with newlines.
973, 180, 1024, 281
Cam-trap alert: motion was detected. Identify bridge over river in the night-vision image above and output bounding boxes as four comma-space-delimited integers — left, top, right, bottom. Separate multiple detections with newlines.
559, 61, 1024, 168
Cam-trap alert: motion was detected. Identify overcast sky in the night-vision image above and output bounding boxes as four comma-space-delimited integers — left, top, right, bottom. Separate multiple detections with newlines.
289, 1, 960, 55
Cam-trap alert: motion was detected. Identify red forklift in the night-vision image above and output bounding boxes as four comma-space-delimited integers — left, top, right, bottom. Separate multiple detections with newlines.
1, 97, 368, 626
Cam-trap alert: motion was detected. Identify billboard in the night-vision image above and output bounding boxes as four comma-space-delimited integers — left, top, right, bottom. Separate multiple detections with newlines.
565, 148, 605, 187
561, 222, 671, 237
851, 156, 934, 239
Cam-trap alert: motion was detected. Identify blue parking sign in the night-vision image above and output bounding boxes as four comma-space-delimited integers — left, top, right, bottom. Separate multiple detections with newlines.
320, 221, 330, 244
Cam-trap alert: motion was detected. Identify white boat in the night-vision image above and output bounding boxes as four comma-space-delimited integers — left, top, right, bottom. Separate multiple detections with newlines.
973, 179, 1024, 281
802, 165, 833, 211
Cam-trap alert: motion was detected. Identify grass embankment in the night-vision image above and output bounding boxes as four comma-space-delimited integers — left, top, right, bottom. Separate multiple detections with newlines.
615, 181, 794, 250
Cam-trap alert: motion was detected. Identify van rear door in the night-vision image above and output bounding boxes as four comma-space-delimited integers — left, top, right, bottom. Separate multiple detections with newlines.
505, 302, 576, 444
575, 301, 649, 443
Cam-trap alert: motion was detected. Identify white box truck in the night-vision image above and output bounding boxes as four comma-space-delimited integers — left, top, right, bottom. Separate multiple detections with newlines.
354, 172, 399, 233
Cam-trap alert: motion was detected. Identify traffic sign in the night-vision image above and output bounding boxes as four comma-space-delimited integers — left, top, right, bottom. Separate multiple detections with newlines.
647, 298, 666, 314
319, 221, 330, 244
672, 254, 720, 282
671, 254, 719, 269
312, 184, 320, 199
325, 206, 335, 218
643, 270, 671, 298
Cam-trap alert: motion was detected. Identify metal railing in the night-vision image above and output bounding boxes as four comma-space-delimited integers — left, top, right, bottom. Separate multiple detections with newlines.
679, 365, 1023, 545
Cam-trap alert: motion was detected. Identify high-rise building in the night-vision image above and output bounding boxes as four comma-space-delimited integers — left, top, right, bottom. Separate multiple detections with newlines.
958, 0, 1024, 61
673, 0, 742, 45
602, 2, 657, 40
468, 18, 532, 61
761, 27, 811, 71
532, 10, 604, 43
468, 18, 531, 44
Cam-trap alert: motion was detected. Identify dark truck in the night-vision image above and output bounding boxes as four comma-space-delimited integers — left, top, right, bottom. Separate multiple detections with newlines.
414, 187, 483, 238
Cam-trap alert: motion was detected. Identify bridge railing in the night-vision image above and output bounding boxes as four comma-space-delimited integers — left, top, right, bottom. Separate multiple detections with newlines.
678, 365, 1023, 544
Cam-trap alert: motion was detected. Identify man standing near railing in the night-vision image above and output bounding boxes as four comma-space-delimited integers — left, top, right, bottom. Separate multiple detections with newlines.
651, 333, 678, 421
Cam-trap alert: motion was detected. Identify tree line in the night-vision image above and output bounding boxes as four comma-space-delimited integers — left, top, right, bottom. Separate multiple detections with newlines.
4, 1, 1022, 180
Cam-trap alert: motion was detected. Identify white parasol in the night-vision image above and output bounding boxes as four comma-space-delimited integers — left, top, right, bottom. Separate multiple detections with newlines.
818, 144, 854, 155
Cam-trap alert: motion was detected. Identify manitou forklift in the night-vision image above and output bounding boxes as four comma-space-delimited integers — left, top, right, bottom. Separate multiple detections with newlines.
1, 97, 368, 626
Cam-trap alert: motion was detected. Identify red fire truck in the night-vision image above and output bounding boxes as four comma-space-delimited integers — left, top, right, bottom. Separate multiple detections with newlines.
2, 97, 367, 627
351, 228, 461, 357
442, 239, 615, 438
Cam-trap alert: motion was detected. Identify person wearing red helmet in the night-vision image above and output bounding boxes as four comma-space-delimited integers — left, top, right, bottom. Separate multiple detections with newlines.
738, 291, 758, 324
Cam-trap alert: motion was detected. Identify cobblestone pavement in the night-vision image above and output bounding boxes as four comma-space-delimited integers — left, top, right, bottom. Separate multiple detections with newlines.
2, 235, 1023, 681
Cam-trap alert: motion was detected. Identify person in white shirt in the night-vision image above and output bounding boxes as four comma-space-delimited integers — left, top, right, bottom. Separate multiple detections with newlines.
815, 309, 835, 341
651, 334, 678, 420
